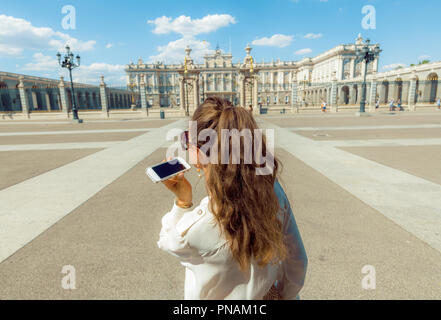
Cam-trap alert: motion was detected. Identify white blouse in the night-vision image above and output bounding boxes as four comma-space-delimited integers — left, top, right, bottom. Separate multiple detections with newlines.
157, 181, 308, 300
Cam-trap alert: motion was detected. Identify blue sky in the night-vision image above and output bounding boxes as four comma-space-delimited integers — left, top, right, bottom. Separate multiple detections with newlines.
0, 0, 439, 85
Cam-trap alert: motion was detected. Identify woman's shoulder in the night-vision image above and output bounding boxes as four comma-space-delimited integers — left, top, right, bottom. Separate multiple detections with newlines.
176, 197, 226, 254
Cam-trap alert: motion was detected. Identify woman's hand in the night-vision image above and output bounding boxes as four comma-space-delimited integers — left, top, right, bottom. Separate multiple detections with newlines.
162, 171, 193, 207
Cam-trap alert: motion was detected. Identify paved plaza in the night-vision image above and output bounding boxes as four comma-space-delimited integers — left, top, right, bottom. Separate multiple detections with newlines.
0, 110, 441, 300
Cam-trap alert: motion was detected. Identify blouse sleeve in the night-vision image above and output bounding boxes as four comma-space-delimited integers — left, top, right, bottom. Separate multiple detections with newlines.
157, 201, 204, 264
275, 182, 308, 300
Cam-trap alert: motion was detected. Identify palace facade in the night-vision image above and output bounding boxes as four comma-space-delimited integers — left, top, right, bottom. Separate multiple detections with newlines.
125, 33, 441, 114
125, 34, 381, 111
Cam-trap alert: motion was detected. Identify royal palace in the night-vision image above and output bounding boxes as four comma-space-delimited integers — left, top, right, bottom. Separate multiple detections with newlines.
1, 34, 440, 119
125, 34, 441, 115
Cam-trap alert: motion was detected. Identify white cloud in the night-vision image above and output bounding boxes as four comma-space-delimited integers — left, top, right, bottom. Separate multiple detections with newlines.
0, 14, 96, 57
106, 43, 114, 49
73, 63, 126, 85
22, 53, 59, 71
147, 14, 236, 37
418, 55, 431, 60
304, 33, 323, 39
147, 14, 235, 64
20, 52, 125, 86
295, 48, 312, 55
252, 34, 293, 48
383, 63, 406, 70
0, 43, 22, 56
149, 37, 211, 64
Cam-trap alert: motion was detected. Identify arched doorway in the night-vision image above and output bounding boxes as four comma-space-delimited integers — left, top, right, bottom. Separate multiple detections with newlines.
428, 73, 438, 103
395, 78, 403, 102
85, 92, 91, 109
353, 84, 358, 104
0, 81, 12, 111
66, 89, 73, 110
341, 86, 350, 104
381, 81, 389, 103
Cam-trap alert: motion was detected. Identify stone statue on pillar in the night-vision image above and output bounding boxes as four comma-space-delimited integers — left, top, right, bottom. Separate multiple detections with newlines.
239, 44, 259, 111
178, 46, 200, 116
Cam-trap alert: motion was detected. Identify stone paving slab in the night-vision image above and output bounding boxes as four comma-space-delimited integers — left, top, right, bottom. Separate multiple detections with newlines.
0, 120, 175, 132
319, 138, 441, 148
0, 120, 185, 265
264, 120, 441, 255
295, 128, 441, 141
0, 149, 103, 191
0, 141, 122, 152
276, 149, 441, 300
0, 128, 149, 137
1, 114, 440, 300
339, 145, 441, 186
1, 147, 440, 299
289, 124, 441, 131
264, 113, 441, 128
0, 148, 202, 300
0, 132, 146, 145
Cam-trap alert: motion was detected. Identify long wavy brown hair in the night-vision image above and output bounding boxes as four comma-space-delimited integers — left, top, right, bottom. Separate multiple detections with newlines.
191, 96, 287, 272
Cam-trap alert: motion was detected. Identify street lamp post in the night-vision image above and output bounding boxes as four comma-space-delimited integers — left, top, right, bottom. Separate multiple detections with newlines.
355, 39, 381, 114
57, 45, 81, 122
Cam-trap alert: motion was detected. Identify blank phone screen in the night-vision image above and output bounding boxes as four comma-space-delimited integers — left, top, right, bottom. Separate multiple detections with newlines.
152, 161, 186, 179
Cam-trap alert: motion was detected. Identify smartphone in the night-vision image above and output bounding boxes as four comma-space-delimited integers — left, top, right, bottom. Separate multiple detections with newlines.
146, 157, 191, 183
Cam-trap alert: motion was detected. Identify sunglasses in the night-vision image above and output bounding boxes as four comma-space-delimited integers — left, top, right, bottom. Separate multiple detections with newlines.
180, 130, 190, 151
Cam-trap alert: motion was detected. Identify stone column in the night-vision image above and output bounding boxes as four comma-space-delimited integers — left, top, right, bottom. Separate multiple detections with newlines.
378, 81, 386, 104
45, 92, 52, 111
373, 57, 379, 73
408, 75, 417, 111
18, 76, 30, 118
239, 75, 245, 107
437, 80, 441, 102
100, 76, 109, 117
338, 86, 345, 105
57, 94, 62, 111
270, 72, 274, 91
350, 59, 355, 79
31, 91, 38, 110
368, 78, 377, 112
361, 60, 367, 79
330, 78, 338, 112
389, 82, 397, 102
58, 76, 69, 117
230, 72, 234, 92
253, 76, 259, 113
291, 81, 299, 113
179, 77, 185, 114
193, 77, 199, 112
350, 86, 357, 105
357, 84, 363, 105
337, 58, 344, 81
139, 76, 148, 116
